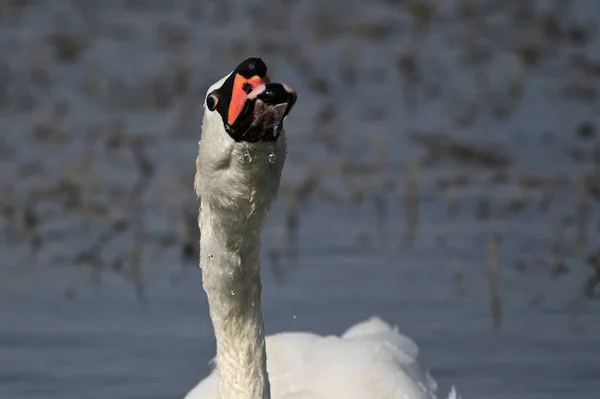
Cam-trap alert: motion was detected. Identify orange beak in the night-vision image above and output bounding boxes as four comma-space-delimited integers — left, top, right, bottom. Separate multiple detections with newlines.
227, 74, 271, 126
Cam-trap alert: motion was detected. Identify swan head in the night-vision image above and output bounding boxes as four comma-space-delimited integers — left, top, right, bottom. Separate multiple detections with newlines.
204, 57, 296, 144
196, 58, 296, 224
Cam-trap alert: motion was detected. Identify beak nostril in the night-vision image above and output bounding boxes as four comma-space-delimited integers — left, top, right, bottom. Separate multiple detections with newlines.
242, 82, 253, 94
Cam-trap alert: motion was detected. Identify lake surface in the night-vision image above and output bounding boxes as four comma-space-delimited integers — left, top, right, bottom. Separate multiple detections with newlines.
1, 1, 600, 398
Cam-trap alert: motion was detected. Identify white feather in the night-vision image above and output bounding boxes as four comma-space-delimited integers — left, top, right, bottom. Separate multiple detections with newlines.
186, 317, 458, 399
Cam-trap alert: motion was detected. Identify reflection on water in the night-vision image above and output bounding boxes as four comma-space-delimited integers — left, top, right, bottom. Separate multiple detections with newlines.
1, 0, 600, 398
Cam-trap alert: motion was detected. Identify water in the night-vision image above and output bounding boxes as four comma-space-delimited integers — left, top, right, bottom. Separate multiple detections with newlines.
1, 1, 600, 398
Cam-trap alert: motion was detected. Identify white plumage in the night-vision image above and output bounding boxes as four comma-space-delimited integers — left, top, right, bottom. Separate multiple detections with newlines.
186, 317, 459, 399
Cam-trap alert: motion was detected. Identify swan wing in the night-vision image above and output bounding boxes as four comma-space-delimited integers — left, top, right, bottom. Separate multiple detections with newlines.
185, 317, 459, 399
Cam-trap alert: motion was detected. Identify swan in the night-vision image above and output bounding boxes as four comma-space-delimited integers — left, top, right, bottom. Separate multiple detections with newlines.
185, 57, 459, 399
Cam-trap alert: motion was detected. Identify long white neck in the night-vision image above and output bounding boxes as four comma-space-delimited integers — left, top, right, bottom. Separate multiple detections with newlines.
200, 206, 270, 399
195, 116, 286, 399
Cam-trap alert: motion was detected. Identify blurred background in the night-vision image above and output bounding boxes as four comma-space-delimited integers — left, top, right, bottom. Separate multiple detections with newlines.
0, 0, 599, 398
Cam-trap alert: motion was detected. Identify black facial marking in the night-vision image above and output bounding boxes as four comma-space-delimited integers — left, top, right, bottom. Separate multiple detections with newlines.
213, 73, 235, 122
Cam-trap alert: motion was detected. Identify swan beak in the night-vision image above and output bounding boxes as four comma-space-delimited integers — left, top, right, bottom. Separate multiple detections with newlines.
227, 74, 272, 127
226, 81, 296, 143
210, 57, 296, 143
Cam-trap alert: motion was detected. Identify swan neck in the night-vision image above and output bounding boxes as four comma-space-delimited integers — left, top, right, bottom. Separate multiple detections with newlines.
200, 205, 270, 399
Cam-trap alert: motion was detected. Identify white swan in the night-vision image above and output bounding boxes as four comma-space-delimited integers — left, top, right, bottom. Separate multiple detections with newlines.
185, 57, 459, 399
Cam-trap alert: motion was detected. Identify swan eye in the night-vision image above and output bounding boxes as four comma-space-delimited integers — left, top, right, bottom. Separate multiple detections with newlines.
206, 93, 218, 111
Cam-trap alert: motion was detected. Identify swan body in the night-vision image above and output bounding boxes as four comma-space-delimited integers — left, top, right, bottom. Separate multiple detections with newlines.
186, 317, 459, 399
187, 58, 459, 399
